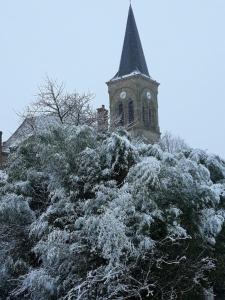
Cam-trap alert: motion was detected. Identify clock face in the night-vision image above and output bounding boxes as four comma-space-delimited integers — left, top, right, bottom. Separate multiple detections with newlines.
120, 91, 127, 99
147, 91, 152, 100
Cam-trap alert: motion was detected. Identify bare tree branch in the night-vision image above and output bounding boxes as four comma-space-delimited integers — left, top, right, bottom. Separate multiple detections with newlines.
20, 77, 96, 132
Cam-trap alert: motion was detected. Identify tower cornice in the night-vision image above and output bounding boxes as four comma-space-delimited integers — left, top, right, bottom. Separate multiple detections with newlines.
106, 73, 160, 87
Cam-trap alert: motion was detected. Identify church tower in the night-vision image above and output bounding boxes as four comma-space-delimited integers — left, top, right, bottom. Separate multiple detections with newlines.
107, 5, 160, 143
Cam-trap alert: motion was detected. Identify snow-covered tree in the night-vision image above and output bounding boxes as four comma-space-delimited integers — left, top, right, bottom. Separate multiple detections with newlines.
1, 125, 225, 299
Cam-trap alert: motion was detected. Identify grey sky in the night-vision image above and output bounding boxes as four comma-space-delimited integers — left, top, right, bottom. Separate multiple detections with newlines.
0, 0, 225, 157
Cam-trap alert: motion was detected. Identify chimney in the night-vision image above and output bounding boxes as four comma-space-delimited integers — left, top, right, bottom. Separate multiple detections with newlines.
0, 131, 2, 166
97, 105, 108, 132
0, 131, 2, 152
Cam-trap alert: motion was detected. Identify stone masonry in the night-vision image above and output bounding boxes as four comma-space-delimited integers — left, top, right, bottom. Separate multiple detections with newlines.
107, 74, 160, 143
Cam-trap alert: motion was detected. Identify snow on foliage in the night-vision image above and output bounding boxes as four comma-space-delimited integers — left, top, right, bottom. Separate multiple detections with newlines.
0, 170, 7, 182
12, 268, 56, 300
0, 126, 225, 299
0, 194, 35, 225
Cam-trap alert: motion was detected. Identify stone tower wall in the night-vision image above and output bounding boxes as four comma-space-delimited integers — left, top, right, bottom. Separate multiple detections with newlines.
107, 74, 160, 143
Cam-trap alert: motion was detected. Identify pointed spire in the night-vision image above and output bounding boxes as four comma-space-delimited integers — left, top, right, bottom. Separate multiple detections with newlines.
114, 5, 150, 79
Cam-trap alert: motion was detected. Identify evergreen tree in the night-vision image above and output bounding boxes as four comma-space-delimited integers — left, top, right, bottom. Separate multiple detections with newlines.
0, 125, 225, 299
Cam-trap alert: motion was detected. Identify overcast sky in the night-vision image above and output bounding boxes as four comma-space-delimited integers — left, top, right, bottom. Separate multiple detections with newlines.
0, 0, 225, 157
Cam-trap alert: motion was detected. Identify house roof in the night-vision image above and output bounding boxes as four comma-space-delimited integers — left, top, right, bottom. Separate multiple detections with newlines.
3, 115, 58, 151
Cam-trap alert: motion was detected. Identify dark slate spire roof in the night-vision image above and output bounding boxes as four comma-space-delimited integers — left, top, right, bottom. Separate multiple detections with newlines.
114, 5, 150, 79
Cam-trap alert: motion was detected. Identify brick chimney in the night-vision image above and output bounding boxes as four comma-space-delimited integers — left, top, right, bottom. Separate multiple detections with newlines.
97, 105, 108, 132
0, 131, 2, 166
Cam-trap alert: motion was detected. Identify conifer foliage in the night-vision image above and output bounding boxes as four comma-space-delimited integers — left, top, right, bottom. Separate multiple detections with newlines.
0, 126, 225, 299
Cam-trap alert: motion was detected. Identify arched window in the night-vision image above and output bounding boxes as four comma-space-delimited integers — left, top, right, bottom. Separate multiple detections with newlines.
151, 108, 157, 129
118, 103, 124, 126
142, 104, 146, 124
142, 101, 149, 127
128, 100, 134, 124
148, 107, 152, 126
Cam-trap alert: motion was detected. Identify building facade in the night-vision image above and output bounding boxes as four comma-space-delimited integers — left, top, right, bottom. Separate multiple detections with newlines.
107, 5, 160, 143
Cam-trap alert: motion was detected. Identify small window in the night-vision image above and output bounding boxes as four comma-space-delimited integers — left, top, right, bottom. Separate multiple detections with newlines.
143, 102, 150, 127
151, 109, 156, 129
148, 107, 151, 126
118, 103, 124, 126
142, 104, 146, 124
128, 100, 134, 124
